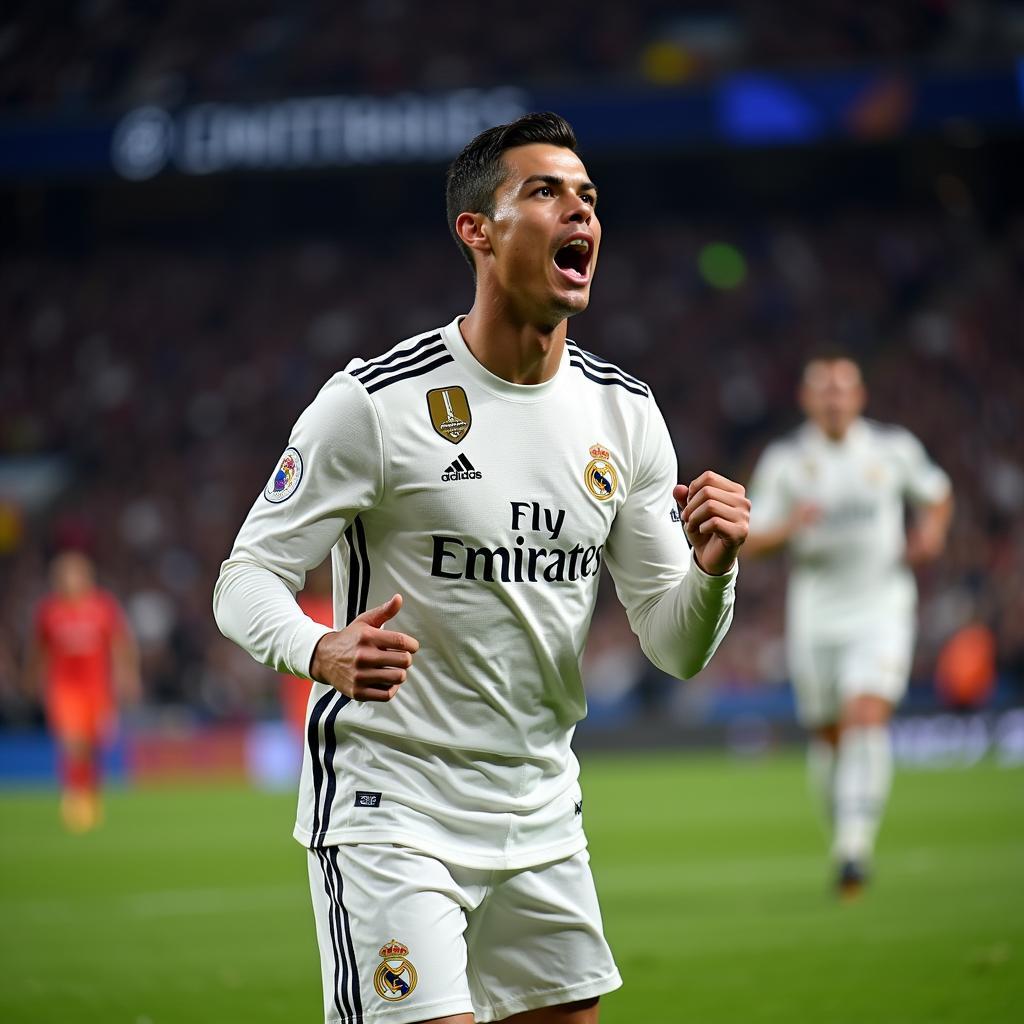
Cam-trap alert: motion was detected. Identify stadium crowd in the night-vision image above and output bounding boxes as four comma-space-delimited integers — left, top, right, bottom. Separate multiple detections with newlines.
1, 204, 1021, 724
2, 0, 1019, 114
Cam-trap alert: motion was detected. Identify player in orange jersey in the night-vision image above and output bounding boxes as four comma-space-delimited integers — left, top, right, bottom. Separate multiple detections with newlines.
23, 550, 141, 832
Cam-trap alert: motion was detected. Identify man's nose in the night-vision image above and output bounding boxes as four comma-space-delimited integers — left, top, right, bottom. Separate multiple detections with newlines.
565, 196, 593, 224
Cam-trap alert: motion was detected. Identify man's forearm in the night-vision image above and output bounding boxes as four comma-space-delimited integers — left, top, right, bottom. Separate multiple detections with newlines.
630, 555, 737, 680
112, 634, 142, 703
907, 492, 954, 565
743, 527, 791, 559
213, 559, 333, 678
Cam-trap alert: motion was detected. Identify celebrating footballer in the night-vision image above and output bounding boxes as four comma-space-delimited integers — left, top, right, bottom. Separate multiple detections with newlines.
215, 112, 748, 1024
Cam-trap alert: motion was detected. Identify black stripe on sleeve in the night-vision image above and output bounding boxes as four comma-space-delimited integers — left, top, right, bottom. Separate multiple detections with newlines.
570, 344, 647, 389
350, 332, 442, 374
350, 338, 447, 384
570, 358, 650, 396
364, 354, 455, 394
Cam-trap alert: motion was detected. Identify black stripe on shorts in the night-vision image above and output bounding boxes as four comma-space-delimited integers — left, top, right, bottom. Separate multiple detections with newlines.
316, 848, 357, 1020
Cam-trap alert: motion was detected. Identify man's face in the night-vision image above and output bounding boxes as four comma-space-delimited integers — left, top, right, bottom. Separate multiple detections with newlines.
52, 551, 94, 598
800, 358, 866, 439
479, 143, 600, 323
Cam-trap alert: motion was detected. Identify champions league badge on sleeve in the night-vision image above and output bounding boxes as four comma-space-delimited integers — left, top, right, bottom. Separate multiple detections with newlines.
373, 939, 418, 1001
264, 447, 303, 503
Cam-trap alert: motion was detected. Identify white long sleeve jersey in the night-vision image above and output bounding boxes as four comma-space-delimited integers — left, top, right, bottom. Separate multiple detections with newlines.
748, 418, 951, 640
214, 316, 737, 869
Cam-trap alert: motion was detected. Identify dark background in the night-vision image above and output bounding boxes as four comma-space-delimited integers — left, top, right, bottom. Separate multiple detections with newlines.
1, 0, 1022, 741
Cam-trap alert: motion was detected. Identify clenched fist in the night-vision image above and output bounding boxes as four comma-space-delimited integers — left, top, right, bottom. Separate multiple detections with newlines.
309, 594, 420, 702
674, 470, 750, 576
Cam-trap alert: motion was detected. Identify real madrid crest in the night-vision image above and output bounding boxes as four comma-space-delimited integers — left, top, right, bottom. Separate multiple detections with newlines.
373, 939, 418, 1001
263, 447, 303, 503
584, 444, 618, 501
426, 386, 472, 444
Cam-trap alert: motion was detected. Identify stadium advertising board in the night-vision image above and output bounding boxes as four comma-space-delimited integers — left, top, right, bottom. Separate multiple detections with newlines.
111, 87, 528, 180
0, 64, 1020, 181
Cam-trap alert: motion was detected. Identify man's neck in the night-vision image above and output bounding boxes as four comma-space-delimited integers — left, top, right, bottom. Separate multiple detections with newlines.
458, 296, 567, 385
812, 418, 857, 443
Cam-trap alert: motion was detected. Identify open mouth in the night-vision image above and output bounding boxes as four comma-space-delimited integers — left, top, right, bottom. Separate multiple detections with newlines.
553, 237, 592, 281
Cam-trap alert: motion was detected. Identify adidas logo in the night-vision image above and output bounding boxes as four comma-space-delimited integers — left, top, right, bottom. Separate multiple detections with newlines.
441, 454, 482, 482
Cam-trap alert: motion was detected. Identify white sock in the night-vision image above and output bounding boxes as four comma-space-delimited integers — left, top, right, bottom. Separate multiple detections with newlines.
833, 725, 893, 864
806, 737, 837, 834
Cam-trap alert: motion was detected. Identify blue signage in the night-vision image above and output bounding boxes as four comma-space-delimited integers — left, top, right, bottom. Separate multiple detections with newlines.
0, 65, 1020, 183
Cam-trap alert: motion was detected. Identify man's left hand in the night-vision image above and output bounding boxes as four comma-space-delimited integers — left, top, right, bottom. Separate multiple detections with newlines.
674, 471, 750, 576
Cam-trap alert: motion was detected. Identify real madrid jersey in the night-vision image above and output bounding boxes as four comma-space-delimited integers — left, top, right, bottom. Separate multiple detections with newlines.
214, 316, 737, 869
748, 418, 950, 639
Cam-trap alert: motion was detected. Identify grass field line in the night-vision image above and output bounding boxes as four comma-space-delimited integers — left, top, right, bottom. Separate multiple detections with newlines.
126, 881, 302, 916
595, 838, 1022, 891
613, 910, 1021, 961
7, 881, 304, 922
7, 836, 1020, 925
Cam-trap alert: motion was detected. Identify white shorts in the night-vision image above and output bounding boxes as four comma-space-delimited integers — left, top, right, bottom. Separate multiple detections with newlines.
307, 843, 622, 1024
788, 620, 915, 728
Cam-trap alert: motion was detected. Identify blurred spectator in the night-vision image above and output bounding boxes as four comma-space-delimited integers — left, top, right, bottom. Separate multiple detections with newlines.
2, 1, 1019, 114
935, 622, 997, 710
1, 205, 1022, 722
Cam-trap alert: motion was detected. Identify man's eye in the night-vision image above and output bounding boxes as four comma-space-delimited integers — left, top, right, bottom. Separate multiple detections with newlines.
535, 186, 553, 197
581, 194, 595, 205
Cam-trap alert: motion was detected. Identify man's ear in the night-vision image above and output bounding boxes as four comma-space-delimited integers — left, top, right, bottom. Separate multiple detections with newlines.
455, 212, 492, 258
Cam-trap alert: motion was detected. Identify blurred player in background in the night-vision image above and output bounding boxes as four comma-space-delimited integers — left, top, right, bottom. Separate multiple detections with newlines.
745, 355, 952, 897
216, 112, 748, 1023
22, 550, 140, 832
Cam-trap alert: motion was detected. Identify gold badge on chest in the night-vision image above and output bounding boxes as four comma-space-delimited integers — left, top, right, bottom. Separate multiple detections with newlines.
426, 386, 472, 444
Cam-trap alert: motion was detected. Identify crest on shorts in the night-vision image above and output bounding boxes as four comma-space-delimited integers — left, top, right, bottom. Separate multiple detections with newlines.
584, 444, 618, 502
373, 939, 418, 1001
427, 386, 472, 444
263, 447, 303, 503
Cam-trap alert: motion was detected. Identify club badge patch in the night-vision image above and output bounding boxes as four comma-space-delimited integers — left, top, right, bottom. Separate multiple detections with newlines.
427, 386, 472, 444
584, 444, 618, 501
373, 939, 418, 1001
264, 447, 303, 503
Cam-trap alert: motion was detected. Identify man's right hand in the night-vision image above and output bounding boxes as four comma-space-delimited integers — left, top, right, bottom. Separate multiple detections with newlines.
743, 503, 821, 559
309, 594, 419, 702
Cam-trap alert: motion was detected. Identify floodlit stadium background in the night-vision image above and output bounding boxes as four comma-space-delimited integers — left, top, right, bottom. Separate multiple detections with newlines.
0, 4, 1022, 1022
3, 0, 1022, 765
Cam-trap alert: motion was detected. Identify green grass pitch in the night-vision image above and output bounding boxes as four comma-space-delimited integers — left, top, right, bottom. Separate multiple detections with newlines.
0, 751, 1020, 1023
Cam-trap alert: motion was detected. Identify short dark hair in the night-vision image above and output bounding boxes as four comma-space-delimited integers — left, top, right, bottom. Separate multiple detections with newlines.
803, 347, 861, 374
802, 349, 864, 387
445, 111, 578, 272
